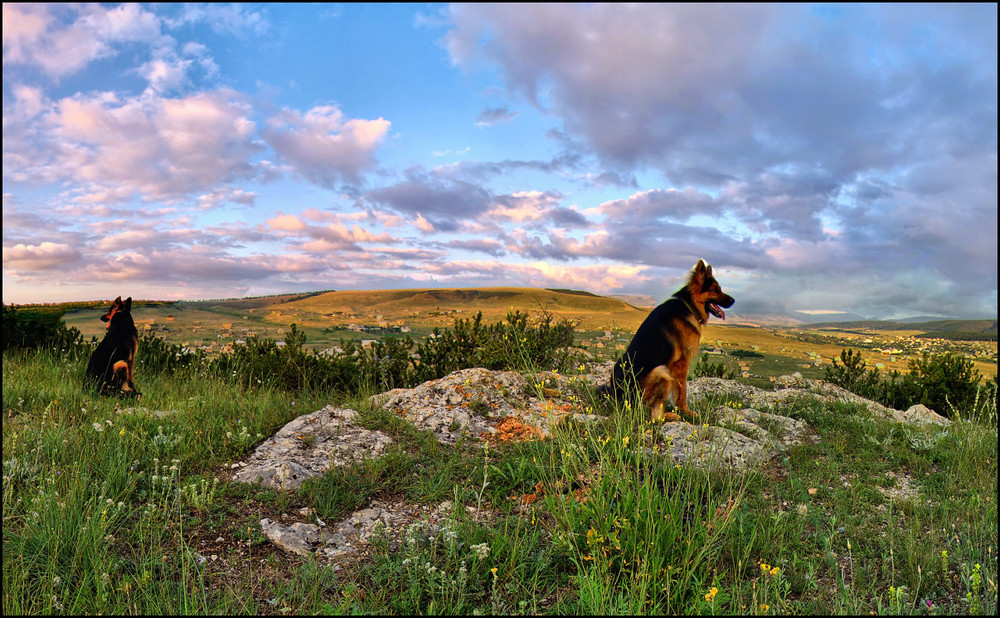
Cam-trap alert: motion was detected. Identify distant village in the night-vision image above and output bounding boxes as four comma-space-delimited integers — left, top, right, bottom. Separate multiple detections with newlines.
785, 328, 998, 366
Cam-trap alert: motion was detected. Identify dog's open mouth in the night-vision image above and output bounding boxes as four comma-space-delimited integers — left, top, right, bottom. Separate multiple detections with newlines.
707, 303, 726, 320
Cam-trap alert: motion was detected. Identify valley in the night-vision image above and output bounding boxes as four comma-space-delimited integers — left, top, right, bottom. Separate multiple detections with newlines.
58, 287, 997, 382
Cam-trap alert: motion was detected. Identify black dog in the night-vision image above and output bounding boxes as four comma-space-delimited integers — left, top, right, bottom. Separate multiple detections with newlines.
85, 296, 141, 397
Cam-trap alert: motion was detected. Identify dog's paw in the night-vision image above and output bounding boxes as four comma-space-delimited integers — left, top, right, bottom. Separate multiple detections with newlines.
680, 409, 700, 422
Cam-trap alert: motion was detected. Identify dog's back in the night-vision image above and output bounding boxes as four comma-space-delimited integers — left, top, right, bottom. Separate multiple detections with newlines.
86, 296, 141, 396
608, 297, 686, 395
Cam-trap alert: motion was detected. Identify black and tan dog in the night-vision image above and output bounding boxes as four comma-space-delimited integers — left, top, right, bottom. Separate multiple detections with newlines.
85, 296, 141, 397
601, 260, 734, 421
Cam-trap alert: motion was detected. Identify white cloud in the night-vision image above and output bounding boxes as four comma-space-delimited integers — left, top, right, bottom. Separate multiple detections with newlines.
2, 4, 169, 78
262, 105, 391, 187
5, 88, 262, 204
3, 241, 81, 271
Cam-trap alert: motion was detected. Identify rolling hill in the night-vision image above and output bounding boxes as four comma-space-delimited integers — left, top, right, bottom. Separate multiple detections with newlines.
272, 287, 651, 331
806, 318, 997, 340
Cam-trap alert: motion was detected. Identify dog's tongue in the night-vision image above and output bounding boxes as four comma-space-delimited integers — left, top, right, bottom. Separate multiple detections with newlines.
710, 303, 726, 321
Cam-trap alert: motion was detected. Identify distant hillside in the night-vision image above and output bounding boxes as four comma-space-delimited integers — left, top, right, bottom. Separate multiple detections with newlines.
806, 318, 997, 341
180, 291, 333, 310
274, 287, 651, 331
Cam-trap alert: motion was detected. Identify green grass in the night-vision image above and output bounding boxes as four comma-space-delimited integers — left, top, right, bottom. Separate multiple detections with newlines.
3, 346, 997, 615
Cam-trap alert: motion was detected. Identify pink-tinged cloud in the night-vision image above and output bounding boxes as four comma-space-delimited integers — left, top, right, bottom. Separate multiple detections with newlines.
599, 188, 720, 222
3, 4, 166, 78
3, 242, 81, 271
196, 187, 257, 210
5, 88, 262, 204
96, 230, 161, 253
262, 105, 391, 187
267, 213, 308, 232
414, 213, 436, 233
485, 190, 562, 223
266, 214, 398, 253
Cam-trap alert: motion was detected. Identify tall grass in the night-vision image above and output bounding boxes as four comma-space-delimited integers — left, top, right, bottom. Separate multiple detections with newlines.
3, 316, 997, 615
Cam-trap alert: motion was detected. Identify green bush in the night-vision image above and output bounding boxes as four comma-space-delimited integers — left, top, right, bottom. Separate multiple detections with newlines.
826, 348, 988, 418
2, 304, 91, 358
898, 352, 985, 417
199, 311, 578, 397
731, 349, 765, 359
3, 307, 575, 399
137, 333, 206, 375
824, 348, 883, 402
413, 310, 576, 382
693, 354, 735, 379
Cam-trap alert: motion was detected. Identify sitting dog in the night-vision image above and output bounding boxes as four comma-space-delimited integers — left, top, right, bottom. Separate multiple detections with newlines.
85, 296, 141, 397
601, 260, 734, 421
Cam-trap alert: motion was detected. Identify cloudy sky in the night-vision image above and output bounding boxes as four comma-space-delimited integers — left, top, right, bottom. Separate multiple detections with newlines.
3, 3, 997, 319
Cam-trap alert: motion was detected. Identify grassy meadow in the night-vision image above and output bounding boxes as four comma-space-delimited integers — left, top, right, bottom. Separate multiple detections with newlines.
3, 311, 997, 615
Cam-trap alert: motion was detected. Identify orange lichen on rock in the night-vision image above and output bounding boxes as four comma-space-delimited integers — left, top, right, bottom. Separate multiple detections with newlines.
485, 416, 544, 444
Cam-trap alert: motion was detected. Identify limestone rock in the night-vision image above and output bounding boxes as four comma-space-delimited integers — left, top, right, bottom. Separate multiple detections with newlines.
657, 421, 776, 471
687, 375, 950, 426
374, 367, 599, 444
891, 404, 950, 426
233, 406, 393, 491
259, 500, 485, 564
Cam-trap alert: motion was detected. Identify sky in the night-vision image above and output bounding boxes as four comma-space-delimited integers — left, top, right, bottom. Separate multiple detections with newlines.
2, 3, 997, 320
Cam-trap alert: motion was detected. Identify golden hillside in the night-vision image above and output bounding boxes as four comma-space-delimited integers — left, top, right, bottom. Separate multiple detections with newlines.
277, 287, 652, 331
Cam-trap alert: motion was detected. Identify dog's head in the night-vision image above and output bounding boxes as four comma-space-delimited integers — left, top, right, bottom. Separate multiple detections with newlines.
100, 296, 132, 329
688, 260, 734, 321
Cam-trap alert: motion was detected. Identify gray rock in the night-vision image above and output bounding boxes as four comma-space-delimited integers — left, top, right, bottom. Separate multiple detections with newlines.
687, 376, 950, 426
259, 500, 474, 563
892, 404, 950, 426
233, 406, 393, 491
656, 421, 776, 471
651, 405, 809, 472
374, 367, 598, 444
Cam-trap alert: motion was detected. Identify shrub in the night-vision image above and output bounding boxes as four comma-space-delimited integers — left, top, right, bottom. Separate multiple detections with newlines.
137, 334, 206, 375
899, 352, 984, 417
826, 348, 986, 418
693, 354, 735, 379
2, 304, 90, 357
824, 349, 883, 402
207, 324, 370, 395
413, 310, 576, 382
4, 308, 579, 399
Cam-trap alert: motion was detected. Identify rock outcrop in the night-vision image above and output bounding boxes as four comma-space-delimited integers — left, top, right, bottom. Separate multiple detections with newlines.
232, 406, 393, 491
230, 367, 949, 563
373, 367, 602, 444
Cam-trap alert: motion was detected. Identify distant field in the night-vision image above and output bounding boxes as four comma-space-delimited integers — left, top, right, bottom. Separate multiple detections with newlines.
55, 288, 998, 381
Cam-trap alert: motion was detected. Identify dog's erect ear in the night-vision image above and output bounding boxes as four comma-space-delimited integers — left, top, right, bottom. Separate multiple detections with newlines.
124, 297, 132, 311
691, 259, 707, 285
706, 264, 713, 277
114, 296, 123, 306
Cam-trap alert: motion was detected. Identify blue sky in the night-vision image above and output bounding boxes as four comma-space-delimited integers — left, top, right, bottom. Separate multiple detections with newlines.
2, 3, 997, 320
